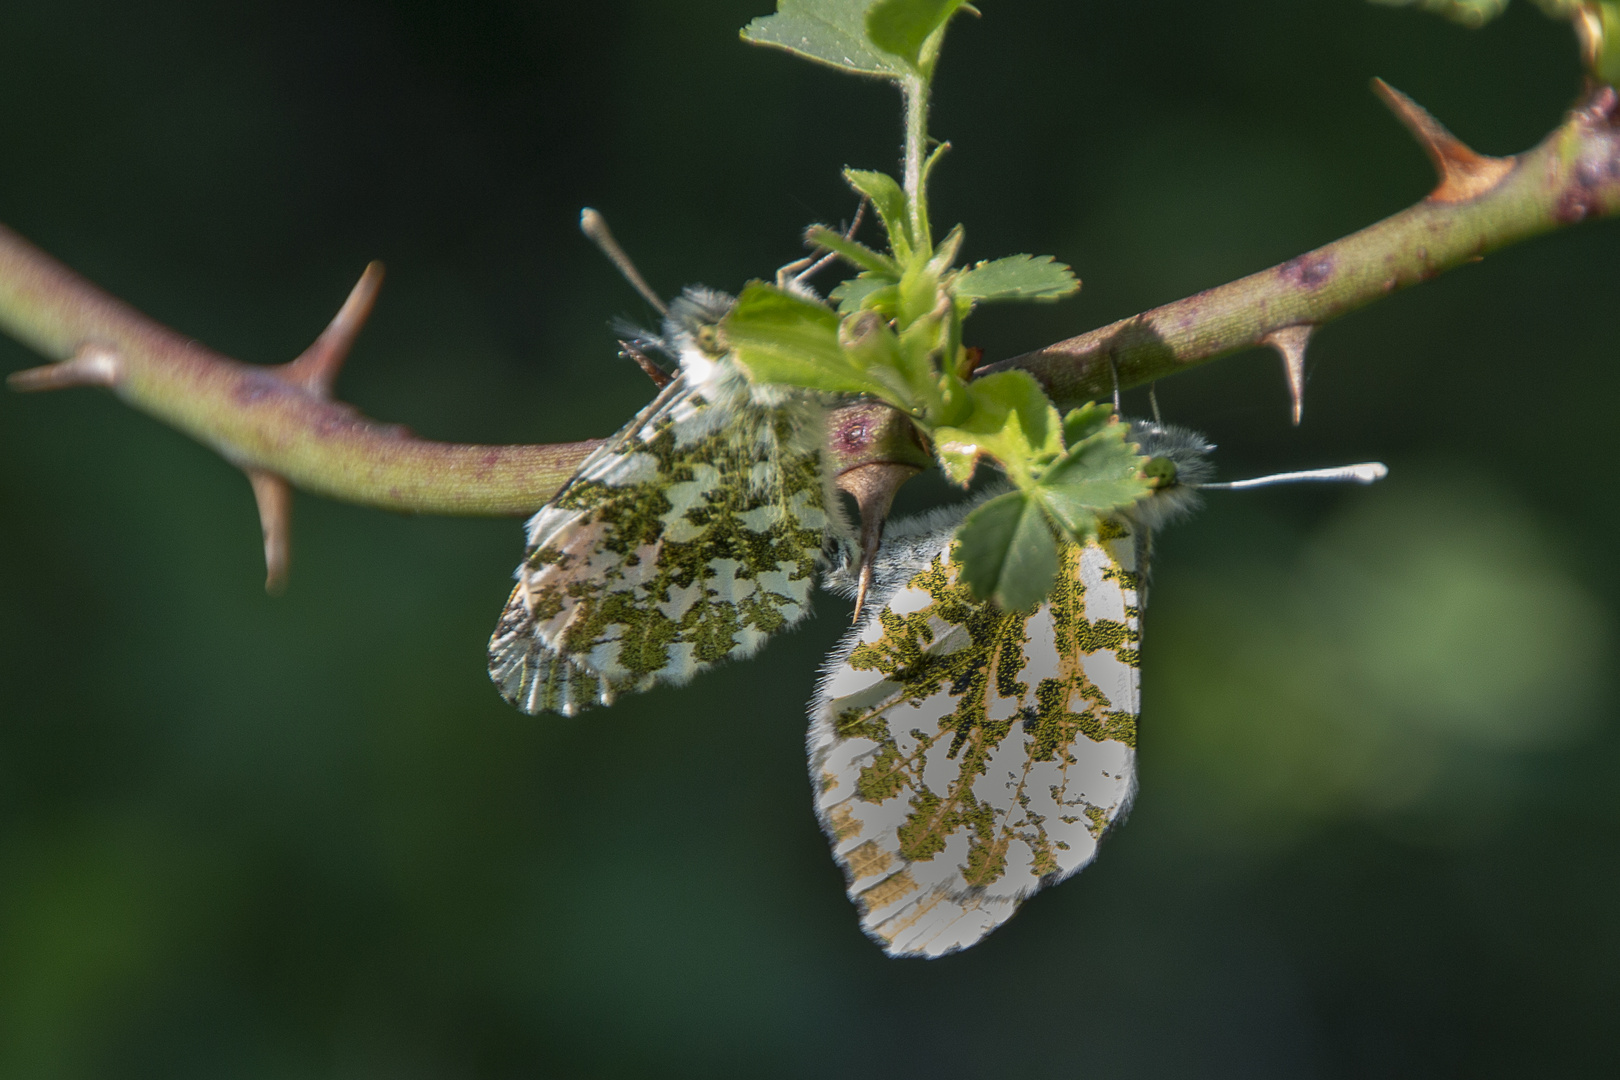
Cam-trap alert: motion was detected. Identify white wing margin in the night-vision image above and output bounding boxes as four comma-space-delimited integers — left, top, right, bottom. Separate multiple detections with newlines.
809, 513, 1146, 957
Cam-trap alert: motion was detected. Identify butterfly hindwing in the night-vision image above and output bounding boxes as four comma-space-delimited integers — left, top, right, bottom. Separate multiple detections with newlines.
489, 289, 841, 716
810, 510, 1148, 957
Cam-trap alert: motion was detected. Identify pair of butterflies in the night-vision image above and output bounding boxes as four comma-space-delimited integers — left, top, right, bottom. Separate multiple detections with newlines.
488, 286, 1382, 958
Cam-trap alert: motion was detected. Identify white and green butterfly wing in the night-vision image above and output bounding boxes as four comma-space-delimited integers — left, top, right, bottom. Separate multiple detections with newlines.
489, 289, 843, 716
810, 509, 1149, 957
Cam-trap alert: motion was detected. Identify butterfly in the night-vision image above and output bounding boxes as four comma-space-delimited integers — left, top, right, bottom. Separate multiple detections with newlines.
488, 286, 848, 716
808, 423, 1387, 957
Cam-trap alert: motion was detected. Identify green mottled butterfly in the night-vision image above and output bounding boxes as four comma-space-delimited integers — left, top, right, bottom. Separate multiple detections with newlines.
488, 286, 849, 716
810, 424, 1385, 956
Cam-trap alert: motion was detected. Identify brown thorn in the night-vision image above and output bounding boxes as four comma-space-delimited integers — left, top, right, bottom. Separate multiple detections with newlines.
1371, 78, 1515, 204
1261, 324, 1312, 426
7, 344, 124, 393
835, 462, 921, 622
620, 341, 673, 389
282, 261, 385, 395
1575, 5, 1604, 77
247, 469, 293, 595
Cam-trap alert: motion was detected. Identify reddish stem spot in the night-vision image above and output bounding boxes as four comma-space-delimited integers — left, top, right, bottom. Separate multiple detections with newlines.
1280, 254, 1335, 290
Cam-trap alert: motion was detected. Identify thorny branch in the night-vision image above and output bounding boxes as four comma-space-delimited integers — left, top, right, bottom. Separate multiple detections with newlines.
982, 82, 1620, 409
5, 82, 1620, 588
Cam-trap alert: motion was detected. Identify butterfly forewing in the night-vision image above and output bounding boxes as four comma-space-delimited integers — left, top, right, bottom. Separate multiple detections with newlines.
810, 518, 1146, 957
489, 343, 837, 716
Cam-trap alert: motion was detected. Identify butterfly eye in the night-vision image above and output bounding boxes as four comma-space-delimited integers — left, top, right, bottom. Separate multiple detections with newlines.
1142, 455, 1180, 490
695, 323, 724, 356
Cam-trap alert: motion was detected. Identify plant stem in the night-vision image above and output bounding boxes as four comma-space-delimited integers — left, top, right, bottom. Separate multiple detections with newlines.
981, 86, 1620, 407
902, 73, 931, 252
0, 224, 597, 515
3, 88, 1620, 517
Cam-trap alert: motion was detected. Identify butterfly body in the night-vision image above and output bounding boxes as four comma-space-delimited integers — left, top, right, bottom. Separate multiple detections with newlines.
489, 288, 846, 716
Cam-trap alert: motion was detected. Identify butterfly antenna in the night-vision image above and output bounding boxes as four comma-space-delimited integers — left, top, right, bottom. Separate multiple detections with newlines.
1200, 462, 1388, 490
580, 208, 667, 316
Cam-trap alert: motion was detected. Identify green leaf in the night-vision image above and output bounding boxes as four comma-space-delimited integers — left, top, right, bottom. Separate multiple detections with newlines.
837, 310, 904, 375
920, 139, 951, 190
1032, 418, 1154, 542
1061, 402, 1113, 449
829, 275, 894, 314
955, 254, 1081, 303
866, 0, 968, 70
724, 283, 904, 402
805, 225, 899, 275
741, 0, 908, 78
955, 490, 1060, 611
843, 169, 913, 256
926, 224, 965, 276
934, 442, 979, 486
896, 261, 943, 328
930, 370, 1063, 485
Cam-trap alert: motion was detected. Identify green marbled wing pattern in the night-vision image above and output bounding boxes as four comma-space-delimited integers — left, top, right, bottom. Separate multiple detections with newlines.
810, 516, 1146, 957
488, 362, 836, 716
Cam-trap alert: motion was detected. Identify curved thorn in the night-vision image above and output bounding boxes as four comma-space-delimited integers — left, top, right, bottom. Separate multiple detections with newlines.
1575, 6, 1605, 78
836, 462, 921, 622
247, 468, 293, 594
7, 344, 123, 392
284, 262, 385, 395
1261, 324, 1312, 426
1371, 78, 1515, 204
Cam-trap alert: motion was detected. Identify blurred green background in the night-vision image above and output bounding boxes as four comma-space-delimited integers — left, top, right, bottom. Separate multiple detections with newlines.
3, 0, 1618, 1075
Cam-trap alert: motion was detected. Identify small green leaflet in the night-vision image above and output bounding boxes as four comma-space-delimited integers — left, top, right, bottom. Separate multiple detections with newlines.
955, 490, 1059, 611
929, 369, 1062, 486
803, 224, 897, 276
724, 284, 909, 407
1033, 408, 1155, 541
940, 398, 1154, 609
865, 0, 970, 72
741, 0, 908, 78
956, 254, 1080, 303
842, 169, 914, 258
743, 0, 974, 78
830, 275, 892, 315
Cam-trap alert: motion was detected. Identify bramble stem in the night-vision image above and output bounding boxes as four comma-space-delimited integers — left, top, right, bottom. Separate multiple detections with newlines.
983, 86, 1620, 407
3, 87, 1620, 517
0, 224, 596, 515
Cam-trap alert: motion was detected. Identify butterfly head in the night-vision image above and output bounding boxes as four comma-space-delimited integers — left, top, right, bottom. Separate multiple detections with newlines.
610, 286, 737, 390
1128, 420, 1214, 532
650, 287, 730, 391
